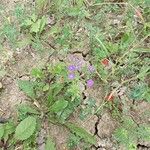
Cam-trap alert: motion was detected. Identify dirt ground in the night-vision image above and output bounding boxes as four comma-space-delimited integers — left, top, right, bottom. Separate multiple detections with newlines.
0, 0, 150, 150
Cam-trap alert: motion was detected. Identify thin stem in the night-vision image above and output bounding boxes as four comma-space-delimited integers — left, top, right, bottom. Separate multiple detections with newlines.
118, 33, 149, 63
95, 36, 109, 56
92, 2, 128, 6
95, 101, 107, 114
96, 70, 108, 83
107, 76, 138, 101
108, 33, 149, 78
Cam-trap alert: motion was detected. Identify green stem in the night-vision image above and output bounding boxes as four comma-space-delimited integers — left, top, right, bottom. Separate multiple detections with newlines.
95, 36, 109, 56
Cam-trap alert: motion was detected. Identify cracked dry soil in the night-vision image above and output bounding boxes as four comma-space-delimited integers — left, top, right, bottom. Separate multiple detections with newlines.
0, 0, 150, 150
1, 45, 150, 150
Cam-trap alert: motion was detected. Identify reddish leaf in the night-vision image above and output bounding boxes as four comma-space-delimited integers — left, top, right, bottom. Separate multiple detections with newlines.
106, 94, 114, 101
101, 58, 109, 66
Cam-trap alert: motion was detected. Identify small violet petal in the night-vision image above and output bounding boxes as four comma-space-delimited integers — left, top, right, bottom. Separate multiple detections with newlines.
87, 79, 94, 87
68, 65, 76, 71
68, 73, 75, 80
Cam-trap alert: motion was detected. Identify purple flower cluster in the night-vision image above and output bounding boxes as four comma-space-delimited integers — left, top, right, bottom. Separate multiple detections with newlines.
67, 55, 95, 88
68, 65, 76, 80
67, 64, 95, 88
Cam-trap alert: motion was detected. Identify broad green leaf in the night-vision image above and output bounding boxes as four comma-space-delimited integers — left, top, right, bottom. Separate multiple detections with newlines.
50, 100, 68, 113
66, 123, 96, 145
17, 104, 40, 115
45, 137, 56, 150
3, 122, 15, 140
18, 80, 35, 98
0, 125, 4, 139
15, 116, 36, 140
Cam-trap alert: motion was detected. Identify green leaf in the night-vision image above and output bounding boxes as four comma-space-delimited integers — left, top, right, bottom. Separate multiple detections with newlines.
39, 16, 47, 33
60, 98, 81, 122
52, 83, 64, 97
43, 84, 49, 92
3, 122, 15, 141
76, 0, 84, 7
31, 68, 44, 79
36, 0, 47, 11
24, 18, 33, 26
66, 123, 96, 145
45, 137, 56, 150
113, 118, 138, 149
138, 124, 150, 141
50, 100, 68, 113
0, 125, 4, 139
114, 128, 130, 145
17, 104, 40, 115
133, 48, 150, 53
15, 116, 36, 140
138, 65, 150, 80
30, 20, 41, 33
18, 80, 35, 98
31, 14, 38, 22
130, 83, 149, 101
17, 37, 31, 48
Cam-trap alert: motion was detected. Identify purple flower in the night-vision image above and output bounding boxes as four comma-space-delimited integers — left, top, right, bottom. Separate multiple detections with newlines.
68, 65, 76, 71
88, 65, 95, 73
68, 73, 75, 80
87, 79, 94, 88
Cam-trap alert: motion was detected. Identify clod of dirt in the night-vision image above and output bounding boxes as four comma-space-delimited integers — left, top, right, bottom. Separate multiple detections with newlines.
84, 86, 104, 107
38, 144, 45, 150
6, 50, 49, 77
97, 112, 117, 138
48, 124, 69, 150
36, 128, 46, 150
36, 129, 46, 146
138, 141, 150, 149
77, 115, 99, 135
132, 101, 150, 124
95, 136, 116, 150
0, 79, 26, 118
